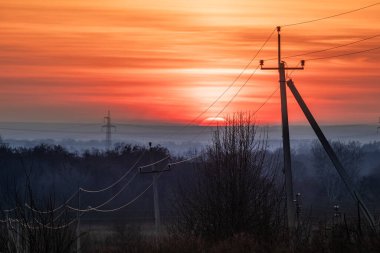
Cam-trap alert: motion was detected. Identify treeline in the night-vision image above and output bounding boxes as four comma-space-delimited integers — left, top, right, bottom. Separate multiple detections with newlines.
291, 140, 380, 214
1, 115, 380, 252
1, 140, 380, 221
0, 143, 182, 221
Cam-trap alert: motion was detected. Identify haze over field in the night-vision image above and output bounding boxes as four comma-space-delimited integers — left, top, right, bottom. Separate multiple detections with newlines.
0, 122, 378, 154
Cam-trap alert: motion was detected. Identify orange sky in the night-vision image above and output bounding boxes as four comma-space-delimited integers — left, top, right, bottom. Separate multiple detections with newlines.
0, 0, 379, 125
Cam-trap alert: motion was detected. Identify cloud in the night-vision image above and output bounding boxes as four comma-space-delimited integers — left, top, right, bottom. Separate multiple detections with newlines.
0, 0, 379, 124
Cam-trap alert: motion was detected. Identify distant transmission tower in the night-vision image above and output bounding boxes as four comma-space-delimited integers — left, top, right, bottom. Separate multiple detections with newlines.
102, 110, 116, 150
377, 117, 380, 134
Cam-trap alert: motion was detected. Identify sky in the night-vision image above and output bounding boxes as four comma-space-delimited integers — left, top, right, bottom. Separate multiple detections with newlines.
0, 0, 379, 125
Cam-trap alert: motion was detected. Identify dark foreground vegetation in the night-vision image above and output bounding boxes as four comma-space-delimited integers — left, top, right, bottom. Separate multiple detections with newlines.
1, 113, 380, 252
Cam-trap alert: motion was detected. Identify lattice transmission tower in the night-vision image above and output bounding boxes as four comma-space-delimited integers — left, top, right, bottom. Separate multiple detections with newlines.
102, 110, 116, 150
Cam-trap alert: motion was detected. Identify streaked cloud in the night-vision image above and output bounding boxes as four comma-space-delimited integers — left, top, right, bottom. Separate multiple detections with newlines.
0, 0, 379, 124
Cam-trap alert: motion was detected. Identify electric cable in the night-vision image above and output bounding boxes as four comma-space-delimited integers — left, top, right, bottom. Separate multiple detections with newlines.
282, 2, 379, 27
66, 170, 139, 212
305, 46, 380, 61
192, 74, 279, 143
168, 155, 200, 167
283, 34, 379, 60
1, 215, 80, 230
23, 149, 147, 215
0, 127, 103, 135
140, 64, 264, 169
252, 87, 280, 116
89, 172, 164, 213
264, 34, 379, 62
182, 28, 277, 127
24, 190, 78, 214
30, 215, 79, 230
208, 64, 261, 122
138, 155, 170, 170
79, 149, 146, 193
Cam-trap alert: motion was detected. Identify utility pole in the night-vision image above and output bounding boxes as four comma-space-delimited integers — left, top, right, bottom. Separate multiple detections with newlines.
102, 110, 116, 150
6, 213, 11, 252
377, 117, 380, 134
260, 26, 304, 232
16, 222, 20, 253
139, 142, 170, 237
76, 187, 81, 253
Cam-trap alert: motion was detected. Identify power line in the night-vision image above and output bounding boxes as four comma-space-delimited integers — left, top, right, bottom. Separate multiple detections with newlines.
129, 30, 277, 170
264, 34, 379, 62
278, 34, 379, 61
89, 173, 164, 213
67, 170, 140, 212
21, 149, 147, 215
190, 76, 279, 144
282, 2, 379, 27
163, 86, 280, 169
184, 28, 277, 126
24, 190, 78, 214
0, 127, 101, 134
252, 87, 280, 115
306, 46, 380, 61
138, 155, 170, 170
209, 64, 261, 121
1, 216, 80, 230
31, 216, 79, 230
168, 155, 200, 168
79, 149, 146, 193
139, 65, 265, 169
21, 150, 146, 214
287, 62, 302, 79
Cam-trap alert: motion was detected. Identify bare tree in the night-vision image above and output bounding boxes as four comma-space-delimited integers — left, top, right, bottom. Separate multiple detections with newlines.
172, 112, 284, 241
0, 177, 77, 253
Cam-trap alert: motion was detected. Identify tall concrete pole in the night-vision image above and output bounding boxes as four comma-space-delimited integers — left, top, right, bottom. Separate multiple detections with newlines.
149, 142, 161, 236
76, 188, 81, 253
260, 26, 305, 232
277, 26, 296, 231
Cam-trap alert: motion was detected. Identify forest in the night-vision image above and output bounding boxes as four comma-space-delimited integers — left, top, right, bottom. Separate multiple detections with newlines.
1, 116, 380, 252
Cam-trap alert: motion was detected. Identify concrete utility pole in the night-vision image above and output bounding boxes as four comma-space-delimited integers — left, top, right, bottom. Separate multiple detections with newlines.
76, 188, 81, 253
102, 110, 116, 150
139, 142, 170, 237
260, 26, 304, 231
6, 213, 11, 252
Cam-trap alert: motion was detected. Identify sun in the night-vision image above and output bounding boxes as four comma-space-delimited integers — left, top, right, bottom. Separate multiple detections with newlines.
201, 117, 226, 126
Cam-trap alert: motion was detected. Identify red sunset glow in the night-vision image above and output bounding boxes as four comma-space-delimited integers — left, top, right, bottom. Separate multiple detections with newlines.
0, 0, 379, 125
